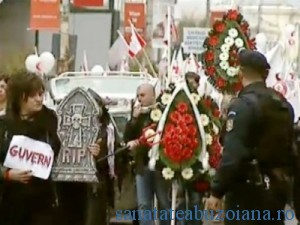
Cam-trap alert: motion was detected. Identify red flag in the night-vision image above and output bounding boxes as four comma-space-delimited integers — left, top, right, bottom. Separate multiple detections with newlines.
128, 24, 146, 58
163, 14, 178, 46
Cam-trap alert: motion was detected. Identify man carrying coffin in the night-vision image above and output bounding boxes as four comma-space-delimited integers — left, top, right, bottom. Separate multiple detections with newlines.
0, 71, 100, 225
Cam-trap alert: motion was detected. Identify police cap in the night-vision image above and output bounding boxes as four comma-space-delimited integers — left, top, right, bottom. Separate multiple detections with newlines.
238, 49, 270, 75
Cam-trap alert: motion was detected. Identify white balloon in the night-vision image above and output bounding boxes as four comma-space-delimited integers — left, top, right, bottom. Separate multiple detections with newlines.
91, 65, 104, 74
25, 54, 40, 73
39, 52, 55, 74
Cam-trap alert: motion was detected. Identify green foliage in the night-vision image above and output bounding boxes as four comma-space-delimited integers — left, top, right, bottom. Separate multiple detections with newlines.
0, 49, 31, 75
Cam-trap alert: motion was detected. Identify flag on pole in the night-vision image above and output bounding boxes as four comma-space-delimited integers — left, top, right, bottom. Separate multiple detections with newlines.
81, 50, 89, 75
117, 25, 146, 59
128, 23, 147, 58
163, 13, 178, 46
108, 36, 129, 70
120, 56, 129, 72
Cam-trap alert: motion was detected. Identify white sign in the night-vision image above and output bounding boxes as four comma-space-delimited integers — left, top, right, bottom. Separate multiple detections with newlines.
183, 27, 209, 54
4, 135, 54, 180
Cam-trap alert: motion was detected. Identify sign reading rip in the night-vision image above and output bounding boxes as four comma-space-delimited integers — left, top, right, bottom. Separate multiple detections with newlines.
4, 135, 54, 180
51, 87, 100, 183
62, 148, 86, 164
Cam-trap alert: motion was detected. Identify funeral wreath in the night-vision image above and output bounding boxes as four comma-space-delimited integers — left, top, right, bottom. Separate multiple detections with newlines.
202, 9, 256, 94
140, 83, 223, 192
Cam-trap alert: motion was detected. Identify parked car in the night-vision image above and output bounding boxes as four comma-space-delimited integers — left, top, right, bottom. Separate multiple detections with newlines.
45, 71, 160, 223
47, 71, 159, 137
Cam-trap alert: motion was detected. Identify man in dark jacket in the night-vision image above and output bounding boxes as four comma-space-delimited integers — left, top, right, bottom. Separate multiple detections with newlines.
205, 50, 294, 225
124, 83, 171, 225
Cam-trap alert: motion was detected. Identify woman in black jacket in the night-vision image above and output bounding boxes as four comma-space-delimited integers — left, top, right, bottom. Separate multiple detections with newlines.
0, 71, 61, 225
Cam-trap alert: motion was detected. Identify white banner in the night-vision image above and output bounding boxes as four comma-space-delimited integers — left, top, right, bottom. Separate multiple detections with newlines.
4, 135, 54, 180
183, 27, 209, 54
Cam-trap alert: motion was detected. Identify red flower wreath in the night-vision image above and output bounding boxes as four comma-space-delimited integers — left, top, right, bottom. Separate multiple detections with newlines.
141, 85, 223, 186
202, 9, 256, 95
161, 102, 200, 165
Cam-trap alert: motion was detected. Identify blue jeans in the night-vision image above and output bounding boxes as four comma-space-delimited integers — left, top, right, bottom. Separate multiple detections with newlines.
136, 167, 171, 225
177, 189, 203, 225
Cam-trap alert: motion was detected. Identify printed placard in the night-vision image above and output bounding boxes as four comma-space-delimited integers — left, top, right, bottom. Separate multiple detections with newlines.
183, 27, 209, 54
4, 135, 54, 180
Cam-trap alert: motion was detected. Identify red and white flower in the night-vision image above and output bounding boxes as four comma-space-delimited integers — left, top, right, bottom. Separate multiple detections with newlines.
203, 9, 256, 94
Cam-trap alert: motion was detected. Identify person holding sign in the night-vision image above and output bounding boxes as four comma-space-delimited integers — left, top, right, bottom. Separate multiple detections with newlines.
58, 88, 125, 225
0, 71, 62, 225
0, 75, 28, 184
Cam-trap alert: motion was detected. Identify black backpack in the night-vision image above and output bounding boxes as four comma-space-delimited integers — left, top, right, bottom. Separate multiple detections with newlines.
243, 88, 295, 169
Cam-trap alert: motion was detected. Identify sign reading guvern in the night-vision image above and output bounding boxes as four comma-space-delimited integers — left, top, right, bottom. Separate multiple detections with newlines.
4, 135, 54, 180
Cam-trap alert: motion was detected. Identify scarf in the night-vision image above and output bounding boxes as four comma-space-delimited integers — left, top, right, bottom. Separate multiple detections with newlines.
106, 123, 115, 178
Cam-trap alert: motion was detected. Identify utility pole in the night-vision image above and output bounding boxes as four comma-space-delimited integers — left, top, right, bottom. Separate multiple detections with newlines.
146, 0, 154, 62
206, 0, 210, 27
257, 0, 262, 33
58, 0, 71, 74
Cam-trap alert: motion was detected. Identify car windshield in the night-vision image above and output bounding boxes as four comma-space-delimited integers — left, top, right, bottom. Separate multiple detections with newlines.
52, 76, 153, 100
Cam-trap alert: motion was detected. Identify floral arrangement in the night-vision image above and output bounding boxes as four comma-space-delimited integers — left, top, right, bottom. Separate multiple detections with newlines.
202, 9, 256, 94
143, 83, 223, 192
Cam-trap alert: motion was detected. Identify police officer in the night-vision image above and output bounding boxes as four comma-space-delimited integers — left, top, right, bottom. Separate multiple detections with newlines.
205, 49, 295, 225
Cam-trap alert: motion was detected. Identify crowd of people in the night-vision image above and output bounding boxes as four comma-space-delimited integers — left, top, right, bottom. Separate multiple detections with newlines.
0, 49, 300, 225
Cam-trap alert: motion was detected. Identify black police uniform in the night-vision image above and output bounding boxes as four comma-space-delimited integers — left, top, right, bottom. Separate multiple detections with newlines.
211, 50, 294, 225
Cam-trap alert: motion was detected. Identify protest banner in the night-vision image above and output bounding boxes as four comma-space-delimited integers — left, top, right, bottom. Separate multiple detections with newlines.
29, 0, 60, 30
124, 2, 146, 43
4, 135, 54, 180
183, 27, 209, 54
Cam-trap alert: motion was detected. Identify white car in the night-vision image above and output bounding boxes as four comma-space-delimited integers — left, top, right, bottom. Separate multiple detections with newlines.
46, 71, 160, 137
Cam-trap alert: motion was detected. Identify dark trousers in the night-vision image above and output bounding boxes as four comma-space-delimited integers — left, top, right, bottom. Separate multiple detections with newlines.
58, 181, 109, 225
59, 183, 87, 225
0, 195, 59, 225
224, 182, 289, 225
85, 181, 109, 225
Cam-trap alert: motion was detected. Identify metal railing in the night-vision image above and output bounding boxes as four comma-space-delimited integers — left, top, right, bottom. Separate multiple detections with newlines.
57, 71, 153, 79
